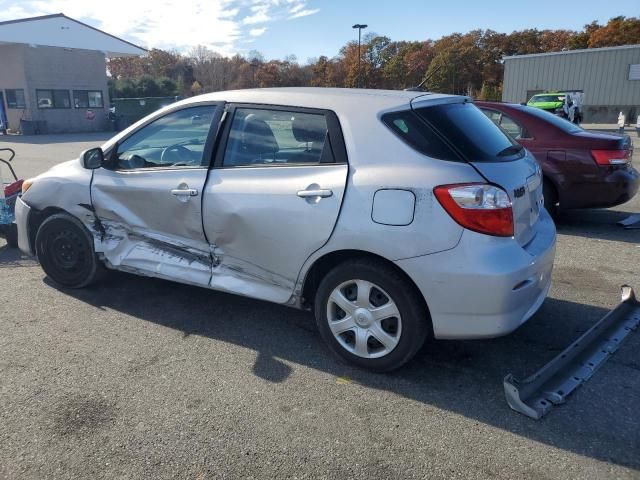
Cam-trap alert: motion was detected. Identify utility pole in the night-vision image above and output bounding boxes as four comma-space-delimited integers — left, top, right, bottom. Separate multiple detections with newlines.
352, 24, 367, 88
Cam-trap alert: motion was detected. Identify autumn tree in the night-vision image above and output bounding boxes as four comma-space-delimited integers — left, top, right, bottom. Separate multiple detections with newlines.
588, 16, 640, 47
108, 15, 640, 98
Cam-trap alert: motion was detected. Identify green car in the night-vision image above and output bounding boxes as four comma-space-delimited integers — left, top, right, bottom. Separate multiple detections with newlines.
527, 93, 566, 113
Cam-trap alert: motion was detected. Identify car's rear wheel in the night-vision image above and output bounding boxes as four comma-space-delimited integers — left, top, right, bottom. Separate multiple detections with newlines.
543, 179, 559, 219
314, 259, 429, 372
35, 213, 103, 288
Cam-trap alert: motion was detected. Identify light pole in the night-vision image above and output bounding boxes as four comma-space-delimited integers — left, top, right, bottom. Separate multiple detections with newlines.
352, 23, 367, 88
250, 62, 259, 87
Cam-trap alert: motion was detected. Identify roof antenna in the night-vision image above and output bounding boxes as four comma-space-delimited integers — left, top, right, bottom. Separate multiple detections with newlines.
405, 64, 442, 92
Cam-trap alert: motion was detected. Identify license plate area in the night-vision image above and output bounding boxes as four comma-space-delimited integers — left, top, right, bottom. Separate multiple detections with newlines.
527, 173, 542, 226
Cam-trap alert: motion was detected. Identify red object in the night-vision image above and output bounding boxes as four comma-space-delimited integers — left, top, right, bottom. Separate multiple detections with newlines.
591, 149, 631, 166
475, 101, 639, 210
434, 183, 514, 237
4, 179, 23, 197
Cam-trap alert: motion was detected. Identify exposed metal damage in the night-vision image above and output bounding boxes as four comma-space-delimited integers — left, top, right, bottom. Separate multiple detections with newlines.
86, 215, 298, 300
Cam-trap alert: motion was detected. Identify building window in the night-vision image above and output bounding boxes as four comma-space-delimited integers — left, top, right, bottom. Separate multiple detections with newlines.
5, 89, 26, 109
73, 90, 104, 108
36, 89, 71, 109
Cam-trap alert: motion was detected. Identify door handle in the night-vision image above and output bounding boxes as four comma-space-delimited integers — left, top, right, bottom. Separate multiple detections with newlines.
171, 188, 198, 196
297, 188, 333, 198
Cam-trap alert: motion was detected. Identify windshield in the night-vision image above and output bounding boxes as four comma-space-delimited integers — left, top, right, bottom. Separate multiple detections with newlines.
529, 95, 565, 103
415, 101, 523, 162
522, 105, 583, 134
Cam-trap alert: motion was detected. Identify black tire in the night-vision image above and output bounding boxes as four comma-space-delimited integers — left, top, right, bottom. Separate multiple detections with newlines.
314, 258, 429, 372
35, 213, 104, 288
5, 224, 18, 248
543, 179, 559, 220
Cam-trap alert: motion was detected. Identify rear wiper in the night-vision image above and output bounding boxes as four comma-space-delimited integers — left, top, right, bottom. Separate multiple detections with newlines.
497, 144, 524, 157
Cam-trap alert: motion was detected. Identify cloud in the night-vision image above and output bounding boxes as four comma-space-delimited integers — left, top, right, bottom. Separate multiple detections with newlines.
249, 27, 267, 37
241, 3, 270, 25
288, 8, 319, 19
0, 0, 319, 55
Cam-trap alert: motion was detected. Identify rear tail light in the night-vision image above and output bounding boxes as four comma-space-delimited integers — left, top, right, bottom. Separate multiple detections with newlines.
434, 183, 513, 237
591, 149, 630, 166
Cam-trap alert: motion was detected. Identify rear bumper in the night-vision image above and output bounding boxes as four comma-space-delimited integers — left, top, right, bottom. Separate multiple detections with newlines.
15, 196, 33, 255
396, 209, 556, 339
560, 166, 640, 209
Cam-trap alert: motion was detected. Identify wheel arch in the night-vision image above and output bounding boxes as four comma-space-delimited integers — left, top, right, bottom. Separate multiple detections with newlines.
301, 249, 431, 323
28, 206, 74, 254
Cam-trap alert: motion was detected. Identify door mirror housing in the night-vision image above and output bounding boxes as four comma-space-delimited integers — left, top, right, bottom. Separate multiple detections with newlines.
80, 147, 104, 169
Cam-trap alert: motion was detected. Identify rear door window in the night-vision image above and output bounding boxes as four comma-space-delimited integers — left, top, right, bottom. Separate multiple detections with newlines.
480, 108, 530, 140
222, 108, 334, 167
415, 102, 523, 162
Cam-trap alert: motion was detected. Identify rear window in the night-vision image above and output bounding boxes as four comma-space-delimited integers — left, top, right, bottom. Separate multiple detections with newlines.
522, 105, 583, 134
381, 110, 460, 161
415, 102, 522, 162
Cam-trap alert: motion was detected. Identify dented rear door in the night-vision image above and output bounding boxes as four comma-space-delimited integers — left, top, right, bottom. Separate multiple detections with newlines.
91, 103, 224, 286
202, 105, 348, 303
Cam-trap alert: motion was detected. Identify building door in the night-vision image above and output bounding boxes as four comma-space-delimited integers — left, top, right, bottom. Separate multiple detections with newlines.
0, 93, 7, 133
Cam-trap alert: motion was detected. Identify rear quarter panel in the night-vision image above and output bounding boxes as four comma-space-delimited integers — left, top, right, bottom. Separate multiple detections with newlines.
296, 108, 487, 290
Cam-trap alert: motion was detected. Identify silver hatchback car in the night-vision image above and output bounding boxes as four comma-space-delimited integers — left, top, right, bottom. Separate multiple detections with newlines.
15, 88, 556, 371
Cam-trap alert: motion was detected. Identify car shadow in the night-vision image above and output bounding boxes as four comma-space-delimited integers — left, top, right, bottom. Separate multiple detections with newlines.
556, 208, 640, 243
48, 270, 640, 470
0, 243, 38, 267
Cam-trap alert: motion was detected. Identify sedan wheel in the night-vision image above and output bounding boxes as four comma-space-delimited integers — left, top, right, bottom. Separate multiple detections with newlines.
314, 259, 429, 371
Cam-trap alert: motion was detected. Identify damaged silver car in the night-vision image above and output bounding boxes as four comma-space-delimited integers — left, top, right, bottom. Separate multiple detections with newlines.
15, 88, 556, 371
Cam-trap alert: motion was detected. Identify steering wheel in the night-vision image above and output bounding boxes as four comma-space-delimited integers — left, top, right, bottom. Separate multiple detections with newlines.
161, 144, 193, 164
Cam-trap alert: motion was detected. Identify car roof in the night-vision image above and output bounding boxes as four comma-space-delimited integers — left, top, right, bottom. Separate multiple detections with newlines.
176, 87, 458, 114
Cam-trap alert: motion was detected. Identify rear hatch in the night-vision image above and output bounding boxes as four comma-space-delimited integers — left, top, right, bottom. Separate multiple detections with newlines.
411, 98, 543, 246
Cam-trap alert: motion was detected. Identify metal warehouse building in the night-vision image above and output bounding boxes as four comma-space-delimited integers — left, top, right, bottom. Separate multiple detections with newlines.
502, 44, 640, 123
0, 14, 146, 134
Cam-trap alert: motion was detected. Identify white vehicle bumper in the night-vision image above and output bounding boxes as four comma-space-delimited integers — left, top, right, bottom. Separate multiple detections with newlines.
15, 196, 33, 256
396, 209, 556, 339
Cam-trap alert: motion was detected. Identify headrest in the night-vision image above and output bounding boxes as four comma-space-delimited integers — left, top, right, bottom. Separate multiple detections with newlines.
292, 115, 327, 143
243, 118, 278, 154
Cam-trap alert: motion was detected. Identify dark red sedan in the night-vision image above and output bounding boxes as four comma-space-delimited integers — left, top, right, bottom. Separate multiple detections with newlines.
475, 101, 639, 216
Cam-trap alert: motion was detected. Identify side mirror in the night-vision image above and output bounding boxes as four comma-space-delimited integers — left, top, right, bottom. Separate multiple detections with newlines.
80, 147, 104, 169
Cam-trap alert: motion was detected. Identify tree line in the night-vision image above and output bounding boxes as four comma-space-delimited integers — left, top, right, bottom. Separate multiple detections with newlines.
108, 16, 640, 101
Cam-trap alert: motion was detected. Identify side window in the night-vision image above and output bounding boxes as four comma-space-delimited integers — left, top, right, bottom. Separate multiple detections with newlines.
481, 108, 530, 140
500, 115, 524, 139
112, 106, 216, 170
222, 108, 330, 167
480, 108, 502, 124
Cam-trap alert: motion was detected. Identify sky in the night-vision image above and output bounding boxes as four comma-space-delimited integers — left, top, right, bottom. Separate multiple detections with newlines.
0, 0, 638, 62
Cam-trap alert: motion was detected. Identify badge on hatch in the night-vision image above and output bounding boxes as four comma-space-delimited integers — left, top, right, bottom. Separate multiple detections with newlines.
513, 186, 526, 198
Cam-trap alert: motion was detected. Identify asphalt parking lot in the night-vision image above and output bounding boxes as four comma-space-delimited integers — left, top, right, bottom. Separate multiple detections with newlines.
1, 133, 639, 479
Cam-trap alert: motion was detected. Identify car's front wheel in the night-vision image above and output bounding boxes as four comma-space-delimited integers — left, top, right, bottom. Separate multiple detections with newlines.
35, 213, 104, 288
314, 259, 429, 372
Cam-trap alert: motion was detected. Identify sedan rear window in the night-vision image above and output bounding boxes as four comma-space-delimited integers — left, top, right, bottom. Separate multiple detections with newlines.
415, 102, 523, 162
522, 105, 583, 134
